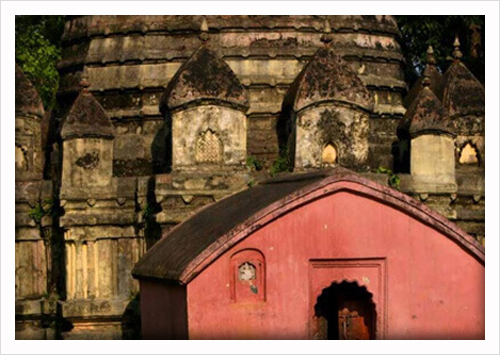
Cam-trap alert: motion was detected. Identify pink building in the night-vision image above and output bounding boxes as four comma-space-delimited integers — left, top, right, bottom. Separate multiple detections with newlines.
132, 169, 484, 340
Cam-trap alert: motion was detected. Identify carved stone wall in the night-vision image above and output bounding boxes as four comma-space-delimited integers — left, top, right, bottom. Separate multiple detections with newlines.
57, 15, 406, 174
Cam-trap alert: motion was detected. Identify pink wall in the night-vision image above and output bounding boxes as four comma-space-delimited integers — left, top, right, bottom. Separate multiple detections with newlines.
186, 190, 484, 340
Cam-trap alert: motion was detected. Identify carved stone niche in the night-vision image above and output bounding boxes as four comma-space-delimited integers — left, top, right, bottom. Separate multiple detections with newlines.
283, 46, 373, 171
161, 46, 249, 173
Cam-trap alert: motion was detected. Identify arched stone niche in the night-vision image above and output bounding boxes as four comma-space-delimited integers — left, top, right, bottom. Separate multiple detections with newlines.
322, 142, 338, 166
458, 142, 480, 165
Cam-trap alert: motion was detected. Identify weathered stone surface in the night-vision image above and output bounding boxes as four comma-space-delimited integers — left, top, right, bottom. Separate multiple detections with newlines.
398, 83, 453, 139
171, 105, 247, 171
62, 138, 114, 190
57, 16, 406, 175
160, 46, 249, 113
15, 63, 45, 119
294, 105, 370, 169
410, 135, 456, 193
16, 65, 45, 181
437, 60, 485, 121
286, 46, 374, 113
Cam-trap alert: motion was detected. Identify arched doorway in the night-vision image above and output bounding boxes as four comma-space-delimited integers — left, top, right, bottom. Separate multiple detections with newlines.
314, 281, 376, 340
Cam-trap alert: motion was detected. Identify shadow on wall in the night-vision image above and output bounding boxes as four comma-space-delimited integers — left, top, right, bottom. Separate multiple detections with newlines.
151, 110, 172, 174
121, 294, 141, 340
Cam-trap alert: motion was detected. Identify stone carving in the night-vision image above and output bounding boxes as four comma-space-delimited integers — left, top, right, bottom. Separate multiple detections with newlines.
195, 130, 223, 164
75, 152, 100, 170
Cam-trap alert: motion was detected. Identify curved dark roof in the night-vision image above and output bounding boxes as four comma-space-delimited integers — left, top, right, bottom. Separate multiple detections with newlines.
15, 63, 45, 119
284, 46, 373, 112
436, 60, 485, 118
160, 45, 249, 113
132, 168, 484, 284
61, 89, 114, 140
398, 83, 453, 139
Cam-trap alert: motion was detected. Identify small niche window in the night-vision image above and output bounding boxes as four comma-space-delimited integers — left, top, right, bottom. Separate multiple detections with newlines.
195, 130, 223, 164
238, 262, 256, 281
230, 249, 265, 303
322, 143, 337, 166
459, 143, 479, 165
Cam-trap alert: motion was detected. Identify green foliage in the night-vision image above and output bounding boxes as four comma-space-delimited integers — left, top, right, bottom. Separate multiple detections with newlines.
15, 16, 65, 110
142, 204, 155, 220
376, 167, 401, 190
246, 155, 263, 172
396, 16, 485, 85
270, 152, 291, 178
28, 198, 53, 224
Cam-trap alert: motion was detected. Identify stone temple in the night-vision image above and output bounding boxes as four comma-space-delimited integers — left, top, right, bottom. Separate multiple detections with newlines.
15, 15, 484, 339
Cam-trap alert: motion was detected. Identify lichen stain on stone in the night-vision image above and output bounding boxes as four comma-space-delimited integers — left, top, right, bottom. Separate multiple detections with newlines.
75, 152, 100, 170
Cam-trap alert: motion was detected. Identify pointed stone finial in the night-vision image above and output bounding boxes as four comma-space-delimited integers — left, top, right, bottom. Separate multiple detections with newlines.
80, 69, 90, 92
426, 45, 436, 65
453, 36, 463, 60
199, 17, 209, 43
422, 74, 431, 88
320, 19, 333, 44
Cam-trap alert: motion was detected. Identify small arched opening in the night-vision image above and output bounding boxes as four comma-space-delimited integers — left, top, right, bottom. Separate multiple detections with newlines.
458, 142, 480, 165
321, 142, 338, 166
314, 281, 376, 340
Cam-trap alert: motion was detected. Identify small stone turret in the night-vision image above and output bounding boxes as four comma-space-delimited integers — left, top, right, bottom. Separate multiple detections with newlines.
60, 74, 115, 191
15, 64, 45, 181
160, 21, 249, 181
436, 37, 485, 169
399, 74, 456, 193
403, 45, 442, 109
283, 21, 373, 170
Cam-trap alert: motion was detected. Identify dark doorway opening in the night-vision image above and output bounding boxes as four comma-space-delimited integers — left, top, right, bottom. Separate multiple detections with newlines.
314, 281, 376, 340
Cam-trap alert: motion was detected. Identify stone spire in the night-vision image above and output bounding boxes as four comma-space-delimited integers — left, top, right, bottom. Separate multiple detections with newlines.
402, 45, 442, 109
426, 45, 436, 65
199, 17, 209, 43
320, 18, 333, 44
452, 36, 463, 60
60, 71, 114, 140
399, 71, 452, 139
435, 37, 484, 120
